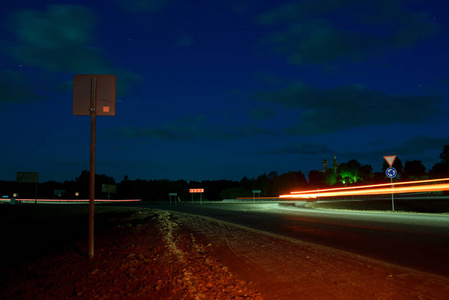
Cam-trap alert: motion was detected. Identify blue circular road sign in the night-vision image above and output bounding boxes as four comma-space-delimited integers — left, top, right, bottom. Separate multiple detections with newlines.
386, 167, 397, 178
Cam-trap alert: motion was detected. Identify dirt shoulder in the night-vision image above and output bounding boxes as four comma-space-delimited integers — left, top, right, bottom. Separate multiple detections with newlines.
0, 205, 263, 299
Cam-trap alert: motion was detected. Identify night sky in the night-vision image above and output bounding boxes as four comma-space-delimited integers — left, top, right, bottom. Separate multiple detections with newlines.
1, 0, 449, 183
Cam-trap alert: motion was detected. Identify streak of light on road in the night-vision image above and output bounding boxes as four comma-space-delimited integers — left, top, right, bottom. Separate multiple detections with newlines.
280, 177, 449, 199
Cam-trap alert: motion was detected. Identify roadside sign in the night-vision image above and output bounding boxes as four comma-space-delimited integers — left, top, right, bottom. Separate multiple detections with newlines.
189, 189, 204, 204
102, 184, 117, 193
252, 190, 261, 202
17, 172, 39, 183
386, 167, 397, 178
384, 155, 397, 167
168, 193, 177, 205
73, 74, 116, 259
73, 75, 116, 116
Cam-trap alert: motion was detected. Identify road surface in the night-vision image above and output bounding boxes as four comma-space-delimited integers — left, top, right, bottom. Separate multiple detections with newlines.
142, 202, 449, 278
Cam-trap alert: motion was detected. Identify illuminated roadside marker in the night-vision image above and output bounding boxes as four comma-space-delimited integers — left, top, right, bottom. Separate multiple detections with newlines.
189, 188, 204, 204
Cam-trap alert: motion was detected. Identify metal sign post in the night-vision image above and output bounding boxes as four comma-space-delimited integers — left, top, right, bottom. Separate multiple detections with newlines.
88, 77, 97, 259
384, 155, 398, 212
252, 190, 261, 202
17, 172, 39, 203
386, 167, 397, 211
73, 75, 116, 259
168, 193, 177, 204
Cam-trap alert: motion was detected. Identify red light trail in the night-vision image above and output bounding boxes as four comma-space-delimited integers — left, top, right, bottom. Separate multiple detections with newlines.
0, 198, 141, 203
280, 178, 449, 199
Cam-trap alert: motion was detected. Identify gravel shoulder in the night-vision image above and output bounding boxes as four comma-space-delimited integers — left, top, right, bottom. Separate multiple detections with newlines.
173, 211, 449, 299
1, 204, 449, 299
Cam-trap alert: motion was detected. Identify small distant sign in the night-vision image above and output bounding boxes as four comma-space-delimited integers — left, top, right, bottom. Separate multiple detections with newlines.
169, 193, 177, 196
189, 188, 204, 193
383, 155, 397, 167
102, 184, 117, 193
54, 189, 65, 197
17, 172, 39, 183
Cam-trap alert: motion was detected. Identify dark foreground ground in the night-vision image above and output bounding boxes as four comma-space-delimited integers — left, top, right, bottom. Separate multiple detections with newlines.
1, 200, 449, 299
0, 205, 263, 299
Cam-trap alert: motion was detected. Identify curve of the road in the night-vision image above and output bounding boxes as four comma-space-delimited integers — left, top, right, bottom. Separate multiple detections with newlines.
140, 202, 449, 278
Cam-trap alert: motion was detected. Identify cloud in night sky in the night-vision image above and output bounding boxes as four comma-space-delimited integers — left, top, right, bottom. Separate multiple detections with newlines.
7, 5, 140, 98
102, 116, 275, 141
0, 71, 44, 103
255, 83, 442, 135
115, 0, 173, 13
9, 5, 95, 70
102, 126, 192, 141
249, 106, 277, 121
348, 136, 449, 170
384, 136, 449, 157
256, 0, 437, 64
176, 34, 195, 48
265, 142, 334, 156
265, 136, 448, 170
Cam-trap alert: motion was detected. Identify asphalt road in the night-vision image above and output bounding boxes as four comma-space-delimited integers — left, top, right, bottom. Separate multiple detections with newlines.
138, 201, 449, 278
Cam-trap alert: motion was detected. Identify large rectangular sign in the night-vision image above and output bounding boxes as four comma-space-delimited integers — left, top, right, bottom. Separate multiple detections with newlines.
17, 172, 39, 183
189, 188, 204, 193
73, 75, 116, 116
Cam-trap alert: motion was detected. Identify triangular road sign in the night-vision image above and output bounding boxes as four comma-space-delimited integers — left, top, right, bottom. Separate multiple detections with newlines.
384, 155, 397, 167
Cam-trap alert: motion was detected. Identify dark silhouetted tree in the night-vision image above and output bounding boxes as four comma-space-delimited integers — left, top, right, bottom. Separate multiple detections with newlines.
404, 160, 427, 179
271, 171, 307, 196
360, 164, 373, 182
324, 169, 337, 186
240, 176, 253, 190
440, 145, 449, 164
75, 170, 115, 198
220, 187, 251, 199
308, 170, 325, 187
252, 173, 271, 196
430, 145, 449, 179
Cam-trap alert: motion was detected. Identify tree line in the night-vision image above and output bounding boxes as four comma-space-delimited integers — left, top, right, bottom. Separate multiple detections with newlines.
2, 145, 448, 201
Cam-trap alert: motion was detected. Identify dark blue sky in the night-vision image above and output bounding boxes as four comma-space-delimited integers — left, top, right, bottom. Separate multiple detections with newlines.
1, 0, 448, 182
